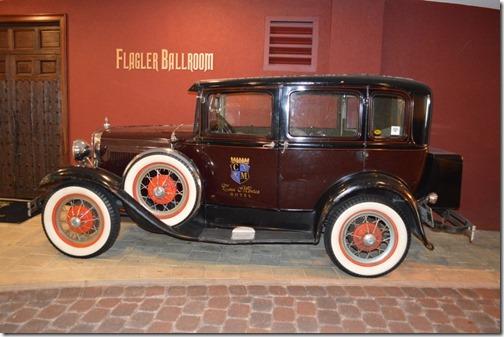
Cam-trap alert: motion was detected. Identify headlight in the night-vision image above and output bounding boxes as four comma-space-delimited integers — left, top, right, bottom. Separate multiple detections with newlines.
72, 139, 91, 162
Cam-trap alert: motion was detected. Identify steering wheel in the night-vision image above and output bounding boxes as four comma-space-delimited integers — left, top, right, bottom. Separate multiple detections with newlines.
210, 114, 235, 133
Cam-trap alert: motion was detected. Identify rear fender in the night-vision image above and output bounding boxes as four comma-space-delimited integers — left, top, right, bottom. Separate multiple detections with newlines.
316, 171, 433, 249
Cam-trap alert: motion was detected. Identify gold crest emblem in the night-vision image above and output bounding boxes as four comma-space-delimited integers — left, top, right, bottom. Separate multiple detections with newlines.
230, 157, 250, 184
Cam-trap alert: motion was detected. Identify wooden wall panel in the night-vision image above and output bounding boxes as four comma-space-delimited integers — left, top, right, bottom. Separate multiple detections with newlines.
0, 80, 16, 196
0, 56, 5, 80
0, 80, 63, 198
0, 16, 66, 199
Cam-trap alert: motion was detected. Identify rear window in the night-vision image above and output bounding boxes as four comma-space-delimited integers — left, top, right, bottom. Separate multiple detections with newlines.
369, 94, 407, 140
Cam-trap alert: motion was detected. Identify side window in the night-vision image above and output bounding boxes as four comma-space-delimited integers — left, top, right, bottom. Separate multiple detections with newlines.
289, 91, 360, 138
206, 92, 273, 137
370, 95, 407, 140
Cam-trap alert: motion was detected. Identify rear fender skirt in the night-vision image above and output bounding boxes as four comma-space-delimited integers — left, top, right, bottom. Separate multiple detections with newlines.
316, 171, 433, 249
39, 166, 198, 241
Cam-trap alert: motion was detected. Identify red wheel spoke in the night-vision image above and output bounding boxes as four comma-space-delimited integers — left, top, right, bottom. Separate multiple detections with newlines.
136, 165, 187, 216
344, 212, 391, 262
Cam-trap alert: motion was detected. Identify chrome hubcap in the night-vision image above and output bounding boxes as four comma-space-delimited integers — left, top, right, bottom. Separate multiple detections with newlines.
69, 217, 81, 228
153, 186, 166, 199
363, 233, 377, 247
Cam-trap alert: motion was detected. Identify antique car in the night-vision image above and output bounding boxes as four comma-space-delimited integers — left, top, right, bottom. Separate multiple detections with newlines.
39, 75, 475, 277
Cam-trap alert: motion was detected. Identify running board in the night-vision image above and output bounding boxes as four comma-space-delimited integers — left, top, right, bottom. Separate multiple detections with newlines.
199, 226, 315, 244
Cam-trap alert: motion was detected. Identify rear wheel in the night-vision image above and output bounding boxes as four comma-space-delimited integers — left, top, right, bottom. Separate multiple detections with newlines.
42, 183, 120, 258
324, 195, 410, 277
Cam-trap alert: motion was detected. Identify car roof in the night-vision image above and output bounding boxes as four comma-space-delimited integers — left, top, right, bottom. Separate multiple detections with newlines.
188, 74, 432, 94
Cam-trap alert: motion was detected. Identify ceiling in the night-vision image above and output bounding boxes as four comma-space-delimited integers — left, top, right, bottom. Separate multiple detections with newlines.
426, 0, 500, 9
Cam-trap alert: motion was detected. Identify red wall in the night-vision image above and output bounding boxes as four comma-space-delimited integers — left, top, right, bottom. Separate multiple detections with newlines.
380, 0, 500, 230
62, 0, 332, 138
3, 0, 336, 136
329, 0, 385, 73
1, 0, 500, 230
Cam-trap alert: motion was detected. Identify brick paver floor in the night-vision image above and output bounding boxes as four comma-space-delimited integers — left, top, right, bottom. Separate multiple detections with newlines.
0, 217, 501, 333
0, 284, 500, 333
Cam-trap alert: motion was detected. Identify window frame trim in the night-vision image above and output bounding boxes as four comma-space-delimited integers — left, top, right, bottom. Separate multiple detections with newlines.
285, 87, 364, 142
200, 88, 277, 142
368, 91, 412, 143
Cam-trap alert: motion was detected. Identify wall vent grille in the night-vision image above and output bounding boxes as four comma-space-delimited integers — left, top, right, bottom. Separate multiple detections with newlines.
264, 17, 318, 72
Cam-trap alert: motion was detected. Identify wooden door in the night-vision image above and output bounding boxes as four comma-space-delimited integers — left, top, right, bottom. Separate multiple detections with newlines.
0, 15, 67, 199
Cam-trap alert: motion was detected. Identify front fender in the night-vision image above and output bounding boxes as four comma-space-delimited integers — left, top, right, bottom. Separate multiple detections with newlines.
39, 166, 197, 241
316, 171, 433, 249
40, 166, 122, 191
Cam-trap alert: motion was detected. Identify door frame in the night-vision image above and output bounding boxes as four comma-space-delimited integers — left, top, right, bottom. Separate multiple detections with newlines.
0, 14, 68, 165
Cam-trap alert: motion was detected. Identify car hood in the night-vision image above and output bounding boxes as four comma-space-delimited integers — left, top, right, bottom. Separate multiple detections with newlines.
100, 124, 196, 144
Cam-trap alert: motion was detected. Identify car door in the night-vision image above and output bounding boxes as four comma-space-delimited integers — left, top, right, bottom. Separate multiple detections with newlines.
278, 87, 365, 210
197, 88, 280, 210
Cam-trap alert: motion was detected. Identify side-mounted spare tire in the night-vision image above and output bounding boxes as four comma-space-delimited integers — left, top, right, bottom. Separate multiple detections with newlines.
123, 149, 202, 230
324, 195, 411, 278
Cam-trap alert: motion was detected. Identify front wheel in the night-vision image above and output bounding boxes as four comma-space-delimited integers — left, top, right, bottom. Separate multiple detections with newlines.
324, 195, 410, 277
123, 151, 201, 227
42, 183, 120, 258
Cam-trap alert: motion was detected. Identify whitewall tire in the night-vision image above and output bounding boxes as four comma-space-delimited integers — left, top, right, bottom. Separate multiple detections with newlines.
123, 151, 201, 227
324, 196, 410, 277
42, 184, 120, 258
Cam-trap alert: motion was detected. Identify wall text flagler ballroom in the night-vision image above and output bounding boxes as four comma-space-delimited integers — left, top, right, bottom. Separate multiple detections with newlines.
115, 48, 214, 72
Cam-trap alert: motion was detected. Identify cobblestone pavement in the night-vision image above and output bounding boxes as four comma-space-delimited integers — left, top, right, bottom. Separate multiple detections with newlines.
0, 284, 500, 333
0, 216, 501, 333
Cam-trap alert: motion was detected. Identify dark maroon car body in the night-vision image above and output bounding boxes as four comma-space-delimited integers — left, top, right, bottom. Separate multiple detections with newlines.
39, 75, 474, 277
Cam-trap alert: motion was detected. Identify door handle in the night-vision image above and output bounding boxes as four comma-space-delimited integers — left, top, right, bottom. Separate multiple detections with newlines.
262, 141, 275, 149
281, 141, 289, 153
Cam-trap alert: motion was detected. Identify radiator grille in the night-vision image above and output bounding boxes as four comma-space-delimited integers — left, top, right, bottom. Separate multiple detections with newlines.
101, 150, 139, 176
